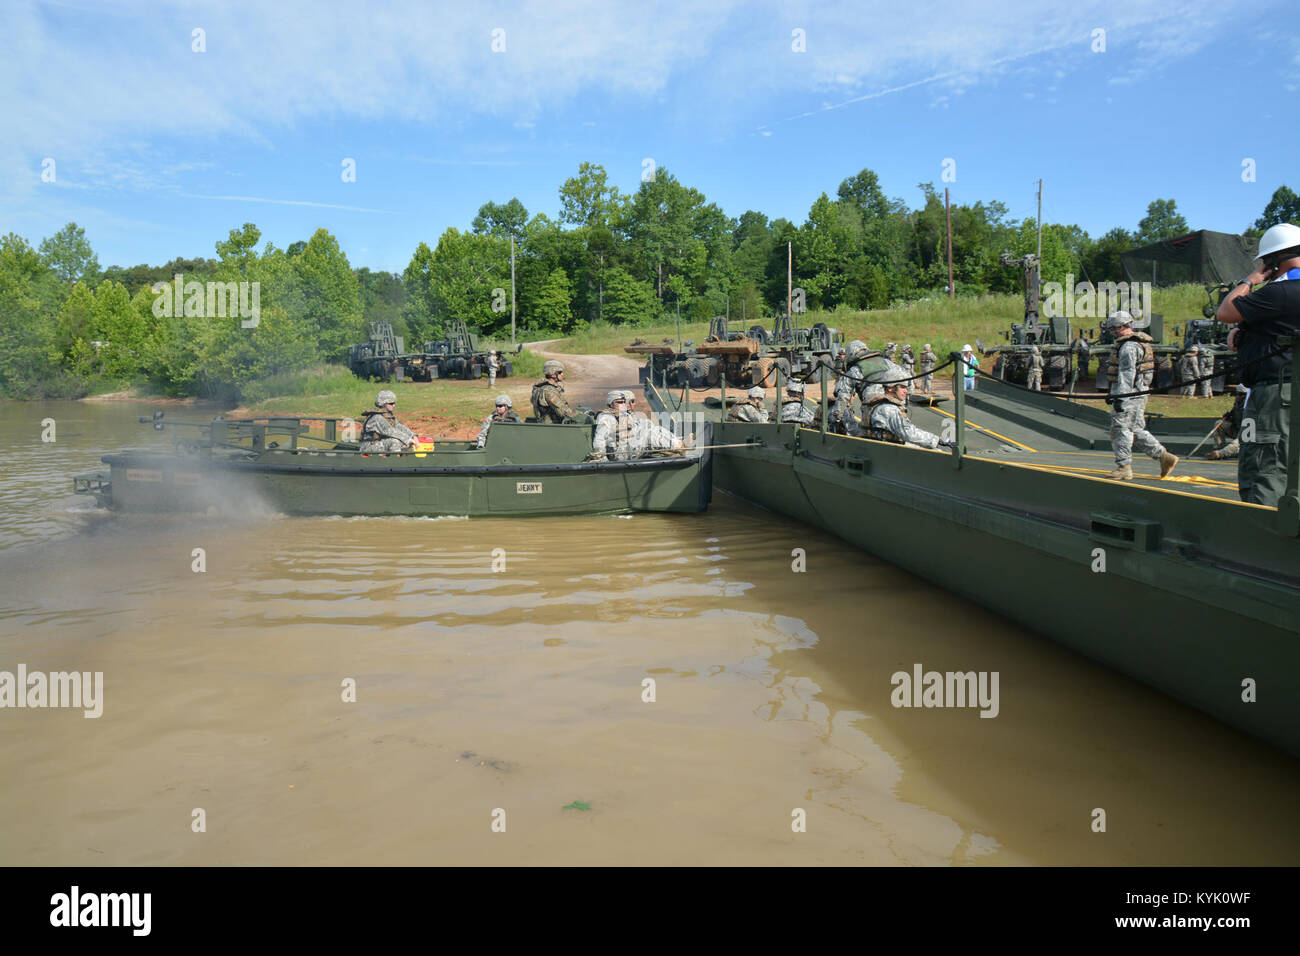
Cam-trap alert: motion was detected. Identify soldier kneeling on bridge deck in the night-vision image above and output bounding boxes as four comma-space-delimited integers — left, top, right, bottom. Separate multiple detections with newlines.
728, 385, 770, 423
779, 380, 818, 425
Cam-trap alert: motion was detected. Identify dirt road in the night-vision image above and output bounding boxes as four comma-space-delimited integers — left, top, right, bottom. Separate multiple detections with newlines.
524, 339, 645, 409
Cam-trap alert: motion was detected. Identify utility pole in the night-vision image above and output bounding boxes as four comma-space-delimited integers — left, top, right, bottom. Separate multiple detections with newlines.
510, 234, 517, 345
787, 241, 792, 323
945, 187, 954, 299
1036, 179, 1043, 261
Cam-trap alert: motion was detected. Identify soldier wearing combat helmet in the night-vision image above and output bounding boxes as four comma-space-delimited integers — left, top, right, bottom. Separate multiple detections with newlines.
531, 360, 576, 423
779, 379, 817, 425
475, 393, 521, 448
829, 339, 871, 434
1105, 310, 1178, 481
919, 344, 937, 393
359, 389, 418, 454
592, 390, 637, 460
728, 385, 770, 423
861, 366, 951, 449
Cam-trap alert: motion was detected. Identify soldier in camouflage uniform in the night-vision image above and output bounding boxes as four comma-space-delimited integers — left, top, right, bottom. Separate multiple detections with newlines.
919, 344, 937, 393
899, 344, 916, 386
1206, 385, 1247, 459
862, 367, 953, 449
778, 380, 817, 425
635, 413, 684, 452
829, 339, 869, 434
487, 350, 500, 387
359, 389, 418, 454
1105, 311, 1178, 480
592, 391, 638, 460
531, 360, 576, 423
727, 385, 770, 423
1073, 333, 1090, 379
1197, 345, 1216, 398
884, 342, 898, 362
1177, 348, 1198, 398
848, 356, 907, 435
475, 394, 521, 448
1027, 345, 1044, 391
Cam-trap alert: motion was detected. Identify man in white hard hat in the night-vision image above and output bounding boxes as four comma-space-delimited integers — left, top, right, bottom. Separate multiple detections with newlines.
1105, 311, 1179, 481
1216, 222, 1300, 506
960, 344, 977, 391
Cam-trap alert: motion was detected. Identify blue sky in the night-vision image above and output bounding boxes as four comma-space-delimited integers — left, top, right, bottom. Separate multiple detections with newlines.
4, 0, 1296, 273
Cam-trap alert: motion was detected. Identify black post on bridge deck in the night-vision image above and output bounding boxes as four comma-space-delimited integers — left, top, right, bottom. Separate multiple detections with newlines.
950, 351, 965, 470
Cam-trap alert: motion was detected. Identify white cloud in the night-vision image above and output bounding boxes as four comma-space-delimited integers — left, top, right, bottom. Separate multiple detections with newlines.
1, 0, 1247, 211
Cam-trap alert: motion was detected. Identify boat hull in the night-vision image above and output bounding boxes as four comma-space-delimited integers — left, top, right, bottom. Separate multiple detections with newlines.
86, 421, 714, 517
709, 420, 1300, 758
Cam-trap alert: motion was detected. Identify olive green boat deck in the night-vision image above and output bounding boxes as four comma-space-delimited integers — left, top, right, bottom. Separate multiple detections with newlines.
905, 402, 1244, 503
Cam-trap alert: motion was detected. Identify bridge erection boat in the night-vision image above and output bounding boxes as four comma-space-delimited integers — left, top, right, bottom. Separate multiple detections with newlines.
74, 414, 713, 518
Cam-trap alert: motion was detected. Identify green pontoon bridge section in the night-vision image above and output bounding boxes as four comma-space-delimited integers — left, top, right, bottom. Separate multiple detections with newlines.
710, 420, 1299, 758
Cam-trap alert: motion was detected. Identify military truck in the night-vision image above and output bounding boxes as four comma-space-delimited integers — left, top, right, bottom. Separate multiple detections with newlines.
983, 253, 1075, 390
414, 317, 519, 381
347, 321, 412, 382
676, 315, 841, 389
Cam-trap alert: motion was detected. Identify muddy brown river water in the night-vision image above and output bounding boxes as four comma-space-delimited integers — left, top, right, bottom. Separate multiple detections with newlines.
2, 400, 1298, 865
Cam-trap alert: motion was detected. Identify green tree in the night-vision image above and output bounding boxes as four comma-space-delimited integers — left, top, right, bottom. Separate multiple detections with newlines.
534, 268, 574, 331
558, 162, 626, 227
0, 233, 63, 396
39, 222, 100, 289
1007, 219, 1076, 287
1135, 199, 1189, 245
1080, 227, 1133, 283
1253, 185, 1300, 233
409, 229, 510, 339
472, 198, 529, 239
837, 168, 890, 220
601, 267, 657, 325
291, 229, 363, 359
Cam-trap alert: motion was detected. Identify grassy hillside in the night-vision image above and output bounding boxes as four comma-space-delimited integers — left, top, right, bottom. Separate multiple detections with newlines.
554, 284, 1218, 360
235, 350, 546, 437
